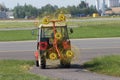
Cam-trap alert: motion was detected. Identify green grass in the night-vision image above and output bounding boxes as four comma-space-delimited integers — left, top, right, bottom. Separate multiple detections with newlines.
0, 30, 36, 41
67, 19, 120, 27
69, 20, 120, 38
70, 25, 120, 38
1, 25, 120, 41
0, 22, 34, 28
0, 19, 120, 28
0, 60, 51, 80
0, 19, 120, 41
83, 55, 120, 77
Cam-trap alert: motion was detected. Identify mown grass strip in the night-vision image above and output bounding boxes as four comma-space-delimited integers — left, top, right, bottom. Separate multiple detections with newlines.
1, 19, 120, 28
0, 60, 51, 80
0, 22, 34, 28
0, 30, 36, 41
83, 55, 120, 77
1, 25, 120, 41
70, 25, 120, 38
1, 19, 120, 41
67, 19, 120, 27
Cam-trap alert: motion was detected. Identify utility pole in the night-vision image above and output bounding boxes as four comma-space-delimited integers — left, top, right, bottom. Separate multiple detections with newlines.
101, 0, 105, 16
96, 0, 100, 11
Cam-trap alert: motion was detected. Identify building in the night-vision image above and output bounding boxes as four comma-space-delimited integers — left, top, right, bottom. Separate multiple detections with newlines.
6, 11, 14, 19
0, 11, 7, 19
108, 0, 119, 8
105, 7, 120, 15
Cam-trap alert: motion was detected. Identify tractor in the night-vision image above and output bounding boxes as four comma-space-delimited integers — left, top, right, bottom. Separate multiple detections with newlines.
34, 13, 74, 69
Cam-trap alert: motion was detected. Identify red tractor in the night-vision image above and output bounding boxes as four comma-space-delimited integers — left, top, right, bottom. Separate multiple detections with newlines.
34, 14, 74, 69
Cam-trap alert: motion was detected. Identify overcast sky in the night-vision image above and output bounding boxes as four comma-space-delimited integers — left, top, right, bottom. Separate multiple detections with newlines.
0, 0, 106, 9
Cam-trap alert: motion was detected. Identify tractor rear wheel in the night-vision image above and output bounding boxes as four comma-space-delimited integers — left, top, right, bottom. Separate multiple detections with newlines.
60, 60, 71, 68
40, 55, 46, 69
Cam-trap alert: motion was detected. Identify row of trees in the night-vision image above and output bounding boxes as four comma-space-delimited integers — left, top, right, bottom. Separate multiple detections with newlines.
1, 1, 98, 18
0, 3, 8, 11
13, 1, 97, 18
14, 4, 38, 18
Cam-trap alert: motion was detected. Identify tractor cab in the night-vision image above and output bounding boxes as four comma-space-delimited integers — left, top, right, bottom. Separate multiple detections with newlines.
38, 23, 69, 44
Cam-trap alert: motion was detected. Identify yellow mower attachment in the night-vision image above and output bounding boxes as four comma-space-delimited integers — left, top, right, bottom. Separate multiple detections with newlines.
42, 17, 49, 24
49, 52, 58, 60
55, 32, 63, 40
58, 13, 66, 21
66, 50, 74, 58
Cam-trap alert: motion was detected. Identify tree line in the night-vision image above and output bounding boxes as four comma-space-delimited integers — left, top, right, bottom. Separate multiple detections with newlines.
1, 1, 98, 18
0, 3, 8, 11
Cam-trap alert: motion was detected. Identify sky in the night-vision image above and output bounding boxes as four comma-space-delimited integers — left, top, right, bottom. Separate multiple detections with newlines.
0, 0, 107, 9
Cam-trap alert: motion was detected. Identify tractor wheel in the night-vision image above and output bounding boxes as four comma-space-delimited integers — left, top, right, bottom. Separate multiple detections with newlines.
40, 55, 46, 69
35, 60, 39, 67
35, 51, 40, 67
35, 55, 41, 67
60, 60, 71, 68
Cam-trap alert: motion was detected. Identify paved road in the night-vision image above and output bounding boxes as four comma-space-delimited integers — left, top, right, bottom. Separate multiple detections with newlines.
0, 38, 120, 80
1, 18, 120, 23
68, 18, 120, 22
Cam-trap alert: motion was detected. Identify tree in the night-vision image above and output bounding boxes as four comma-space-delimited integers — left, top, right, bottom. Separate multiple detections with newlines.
40, 4, 58, 17
13, 4, 38, 18
78, 1, 87, 9
88, 5, 97, 15
0, 3, 8, 11
14, 5, 25, 18
13, 1, 98, 19
67, 5, 78, 15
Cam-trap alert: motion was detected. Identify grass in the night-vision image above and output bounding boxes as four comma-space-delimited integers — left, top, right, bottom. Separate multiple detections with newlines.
0, 18, 120, 28
70, 25, 120, 38
0, 19, 120, 41
67, 19, 120, 27
83, 55, 120, 77
0, 60, 51, 80
0, 30, 36, 41
1, 25, 120, 41
0, 22, 34, 28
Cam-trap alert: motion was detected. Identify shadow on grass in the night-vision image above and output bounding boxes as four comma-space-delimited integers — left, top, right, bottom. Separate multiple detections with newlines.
82, 62, 100, 69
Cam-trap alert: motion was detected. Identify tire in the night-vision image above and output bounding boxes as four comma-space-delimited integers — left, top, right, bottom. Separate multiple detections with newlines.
35, 51, 41, 67
60, 60, 71, 68
35, 60, 39, 67
40, 55, 46, 69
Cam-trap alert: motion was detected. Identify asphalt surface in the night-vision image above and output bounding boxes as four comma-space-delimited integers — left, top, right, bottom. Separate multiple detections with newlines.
0, 38, 120, 80
1, 18, 120, 23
